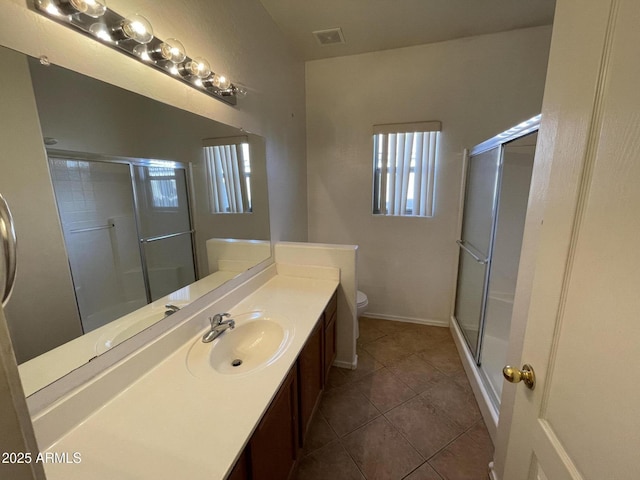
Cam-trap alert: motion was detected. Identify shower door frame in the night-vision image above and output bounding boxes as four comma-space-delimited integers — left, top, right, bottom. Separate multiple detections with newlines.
47, 149, 198, 312
455, 116, 541, 366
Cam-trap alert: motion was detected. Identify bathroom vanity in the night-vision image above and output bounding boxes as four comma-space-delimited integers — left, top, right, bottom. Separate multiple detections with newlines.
32, 265, 340, 480
227, 290, 336, 480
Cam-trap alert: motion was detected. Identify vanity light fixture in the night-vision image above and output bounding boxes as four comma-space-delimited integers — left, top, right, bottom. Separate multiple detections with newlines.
33, 0, 240, 105
41, 0, 107, 18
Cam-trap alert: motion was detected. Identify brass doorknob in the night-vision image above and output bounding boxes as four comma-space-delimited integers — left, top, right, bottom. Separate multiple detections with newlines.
503, 364, 536, 390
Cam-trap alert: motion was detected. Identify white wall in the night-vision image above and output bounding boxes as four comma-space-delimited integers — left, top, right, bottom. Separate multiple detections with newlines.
306, 26, 552, 324
275, 242, 357, 368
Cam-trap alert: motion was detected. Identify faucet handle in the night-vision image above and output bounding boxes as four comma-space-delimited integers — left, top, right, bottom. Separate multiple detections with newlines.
209, 312, 231, 326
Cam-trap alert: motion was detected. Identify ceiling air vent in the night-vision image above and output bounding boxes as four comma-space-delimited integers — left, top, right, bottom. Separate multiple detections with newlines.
312, 28, 346, 46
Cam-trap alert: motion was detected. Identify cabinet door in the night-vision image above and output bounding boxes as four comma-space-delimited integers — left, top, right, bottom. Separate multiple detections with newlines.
323, 292, 338, 383
298, 318, 324, 445
324, 312, 337, 382
249, 365, 299, 480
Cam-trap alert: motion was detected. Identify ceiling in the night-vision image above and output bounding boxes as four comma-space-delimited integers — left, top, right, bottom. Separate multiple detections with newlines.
258, 0, 556, 61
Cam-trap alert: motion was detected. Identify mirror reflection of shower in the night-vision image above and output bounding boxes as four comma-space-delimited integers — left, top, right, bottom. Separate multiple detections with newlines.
49, 154, 196, 333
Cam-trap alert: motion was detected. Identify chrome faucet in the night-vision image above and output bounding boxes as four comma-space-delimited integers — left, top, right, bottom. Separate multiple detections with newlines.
165, 304, 181, 316
202, 313, 235, 343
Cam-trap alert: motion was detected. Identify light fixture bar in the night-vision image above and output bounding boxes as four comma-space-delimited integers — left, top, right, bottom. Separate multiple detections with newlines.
33, 0, 240, 105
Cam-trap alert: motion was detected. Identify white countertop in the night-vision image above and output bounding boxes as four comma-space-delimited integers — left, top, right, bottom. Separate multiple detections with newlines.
40, 273, 339, 480
19, 270, 240, 397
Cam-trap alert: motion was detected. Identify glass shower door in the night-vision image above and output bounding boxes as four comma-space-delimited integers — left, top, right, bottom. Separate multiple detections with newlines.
454, 146, 502, 357
49, 158, 147, 332
132, 165, 196, 301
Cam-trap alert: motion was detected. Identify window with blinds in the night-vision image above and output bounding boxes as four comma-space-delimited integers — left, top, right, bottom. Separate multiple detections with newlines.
147, 166, 179, 208
203, 136, 252, 214
372, 121, 441, 217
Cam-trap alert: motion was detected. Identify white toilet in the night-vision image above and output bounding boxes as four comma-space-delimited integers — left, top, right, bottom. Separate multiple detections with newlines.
356, 290, 368, 339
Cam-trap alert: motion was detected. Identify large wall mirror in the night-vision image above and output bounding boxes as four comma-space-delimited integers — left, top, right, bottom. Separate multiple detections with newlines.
0, 44, 271, 396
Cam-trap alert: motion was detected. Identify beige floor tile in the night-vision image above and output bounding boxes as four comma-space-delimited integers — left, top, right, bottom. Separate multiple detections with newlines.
465, 420, 494, 453
302, 411, 338, 454
428, 432, 493, 480
353, 368, 417, 412
342, 416, 424, 480
362, 336, 412, 366
319, 384, 381, 437
341, 348, 384, 383
385, 396, 464, 459
357, 319, 387, 346
420, 376, 481, 430
296, 440, 365, 480
404, 462, 444, 480
386, 354, 446, 394
361, 317, 410, 336
416, 342, 464, 376
326, 366, 350, 390
389, 330, 434, 354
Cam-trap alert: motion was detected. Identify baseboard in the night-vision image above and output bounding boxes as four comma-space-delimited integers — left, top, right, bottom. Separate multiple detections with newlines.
449, 316, 499, 442
363, 312, 448, 328
333, 354, 357, 370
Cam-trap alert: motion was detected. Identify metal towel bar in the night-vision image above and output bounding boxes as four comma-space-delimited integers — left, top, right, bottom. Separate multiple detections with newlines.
456, 240, 488, 265
70, 223, 115, 234
141, 230, 194, 243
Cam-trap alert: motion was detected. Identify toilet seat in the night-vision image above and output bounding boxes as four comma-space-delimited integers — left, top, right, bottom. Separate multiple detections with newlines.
357, 290, 368, 307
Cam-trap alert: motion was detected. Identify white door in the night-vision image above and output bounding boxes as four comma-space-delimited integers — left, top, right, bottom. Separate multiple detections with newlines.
494, 0, 640, 479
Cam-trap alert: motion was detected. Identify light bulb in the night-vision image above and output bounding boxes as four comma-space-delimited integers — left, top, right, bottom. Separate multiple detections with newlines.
36, 0, 62, 16
38, 0, 107, 17
120, 14, 153, 44
89, 23, 114, 42
159, 38, 187, 63
132, 44, 152, 61
214, 73, 231, 90
184, 57, 211, 79
69, 0, 107, 18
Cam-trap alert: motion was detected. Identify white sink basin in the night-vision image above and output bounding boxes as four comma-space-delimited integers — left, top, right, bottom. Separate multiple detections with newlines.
187, 312, 293, 377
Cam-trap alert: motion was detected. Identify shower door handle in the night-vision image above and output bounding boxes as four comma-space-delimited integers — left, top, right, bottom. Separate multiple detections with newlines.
456, 240, 488, 265
0, 194, 17, 307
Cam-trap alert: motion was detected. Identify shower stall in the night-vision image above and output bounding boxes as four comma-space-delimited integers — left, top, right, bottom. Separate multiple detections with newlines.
453, 116, 540, 411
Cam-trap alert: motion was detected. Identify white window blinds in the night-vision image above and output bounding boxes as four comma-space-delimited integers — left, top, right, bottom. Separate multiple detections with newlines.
203, 136, 252, 214
372, 121, 440, 217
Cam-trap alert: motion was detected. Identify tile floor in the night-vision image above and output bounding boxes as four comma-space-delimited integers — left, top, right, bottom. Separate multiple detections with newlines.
295, 317, 493, 480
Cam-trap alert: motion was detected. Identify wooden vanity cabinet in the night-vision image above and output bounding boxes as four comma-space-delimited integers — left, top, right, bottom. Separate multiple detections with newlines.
323, 291, 338, 384
248, 364, 299, 480
226, 449, 249, 480
297, 318, 324, 445
228, 288, 339, 479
